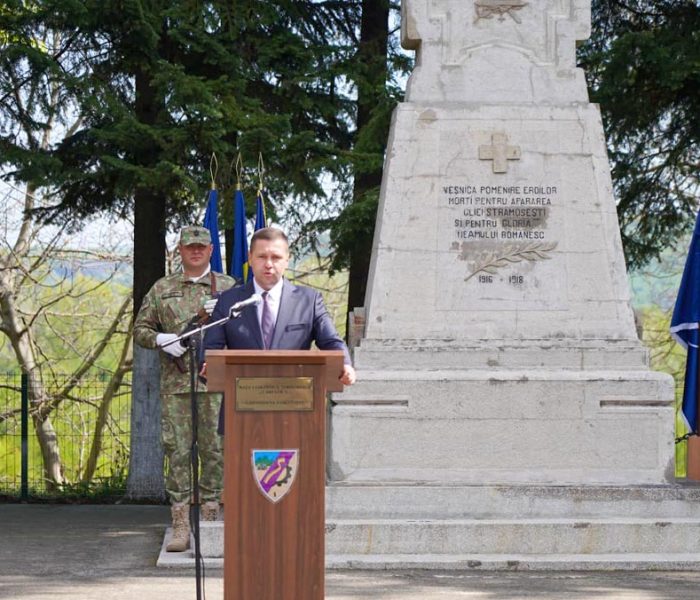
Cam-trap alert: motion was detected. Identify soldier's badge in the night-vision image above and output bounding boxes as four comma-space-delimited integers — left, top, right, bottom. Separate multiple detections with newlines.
251, 449, 298, 503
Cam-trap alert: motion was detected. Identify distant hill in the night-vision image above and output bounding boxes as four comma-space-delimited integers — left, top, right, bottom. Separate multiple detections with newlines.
629, 239, 689, 311
52, 258, 132, 287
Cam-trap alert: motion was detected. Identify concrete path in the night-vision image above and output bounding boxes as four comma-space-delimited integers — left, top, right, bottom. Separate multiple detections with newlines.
1, 504, 699, 599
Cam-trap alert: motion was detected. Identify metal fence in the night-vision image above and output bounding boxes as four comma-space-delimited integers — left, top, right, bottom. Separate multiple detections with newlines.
0, 372, 131, 499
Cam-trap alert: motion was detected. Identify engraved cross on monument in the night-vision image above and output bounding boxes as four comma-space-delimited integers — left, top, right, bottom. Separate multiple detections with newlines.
327, 0, 676, 570
478, 132, 521, 173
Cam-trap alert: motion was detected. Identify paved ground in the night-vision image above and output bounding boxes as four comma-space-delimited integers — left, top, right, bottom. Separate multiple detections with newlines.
1, 504, 699, 599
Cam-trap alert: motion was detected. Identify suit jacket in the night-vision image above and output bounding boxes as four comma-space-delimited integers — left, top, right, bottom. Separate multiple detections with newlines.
203, 279, 351, 432
204, 279, 350, 362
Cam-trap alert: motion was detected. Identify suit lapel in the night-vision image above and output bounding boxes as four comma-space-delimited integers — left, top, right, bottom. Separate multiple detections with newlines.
240, 280, 264, 349
271, 279, 298, 349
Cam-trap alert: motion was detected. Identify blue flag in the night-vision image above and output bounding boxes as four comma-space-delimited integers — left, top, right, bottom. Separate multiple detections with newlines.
254, 189, 267, 233
231, 187, 249, 282
203, 188, 223, 273
671, 212, 700, 434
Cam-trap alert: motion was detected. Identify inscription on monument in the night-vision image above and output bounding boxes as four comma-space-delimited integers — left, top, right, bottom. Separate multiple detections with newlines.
437, 181, 565, 310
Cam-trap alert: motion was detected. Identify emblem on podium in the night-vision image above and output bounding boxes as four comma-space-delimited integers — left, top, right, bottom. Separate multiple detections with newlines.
252, 449, 299, 503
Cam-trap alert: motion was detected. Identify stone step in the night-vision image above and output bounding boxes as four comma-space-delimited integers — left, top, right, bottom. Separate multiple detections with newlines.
195, 516, 700, 561
158, 549, 700, 572
186, 484, 700, 571
325, 553, 700, 571
325, 518, 700, 556
326, 483, 700, 519
352, 340, 651, 370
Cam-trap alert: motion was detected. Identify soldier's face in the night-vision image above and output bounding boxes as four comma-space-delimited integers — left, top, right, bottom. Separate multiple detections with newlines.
179, 243, 213, 273
249, 238, 289, 290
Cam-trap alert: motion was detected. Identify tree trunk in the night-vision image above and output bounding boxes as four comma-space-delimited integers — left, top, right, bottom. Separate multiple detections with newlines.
28, 370, 65, 490
347, 0, 390, 313
126, 345, 165, 499
0, 290, 66, 489
126, 65, 167, 500
82, 316, 133, 484
31, 410, 65, 490
127, 194, 165, 499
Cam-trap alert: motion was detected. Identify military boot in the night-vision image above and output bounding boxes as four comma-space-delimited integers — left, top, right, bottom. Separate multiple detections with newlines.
201, 501, 220, 522
166, 501, 191, 552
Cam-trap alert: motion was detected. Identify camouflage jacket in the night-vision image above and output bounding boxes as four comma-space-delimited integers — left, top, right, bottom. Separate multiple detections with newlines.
134, 270, 238, 394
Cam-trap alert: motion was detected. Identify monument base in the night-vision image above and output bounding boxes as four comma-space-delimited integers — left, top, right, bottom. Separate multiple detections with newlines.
329, 340, 674, 486
186, 341, 690, 571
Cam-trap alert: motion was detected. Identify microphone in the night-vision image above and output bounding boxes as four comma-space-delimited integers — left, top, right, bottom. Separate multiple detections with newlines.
229, 293, 262, 316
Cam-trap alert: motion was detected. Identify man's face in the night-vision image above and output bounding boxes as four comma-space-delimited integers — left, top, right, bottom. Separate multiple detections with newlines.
249, 238, 290, 290
179, 243, 212, 273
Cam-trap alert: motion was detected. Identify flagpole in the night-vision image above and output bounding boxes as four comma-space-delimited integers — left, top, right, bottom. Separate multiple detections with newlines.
203, 153, 223, 273
232, 154, 250, 283
255, 152, 267, 232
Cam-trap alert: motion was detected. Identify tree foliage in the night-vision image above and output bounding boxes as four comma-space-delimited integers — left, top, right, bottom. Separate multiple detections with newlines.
579, 0, 700, 269
1, 1, 360, 297
321, 1, 411, 314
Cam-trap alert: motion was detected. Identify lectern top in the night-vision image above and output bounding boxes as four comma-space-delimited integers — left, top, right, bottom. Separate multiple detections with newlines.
205, 349, 346, 394
206, 349, 344, 365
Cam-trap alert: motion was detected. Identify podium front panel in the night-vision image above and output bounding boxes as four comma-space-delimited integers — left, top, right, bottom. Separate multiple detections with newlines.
223, 361, 326, 600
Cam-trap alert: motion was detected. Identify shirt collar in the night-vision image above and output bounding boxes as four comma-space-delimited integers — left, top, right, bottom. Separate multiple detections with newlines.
186, 265, 211, 283
253, 277, 284, 301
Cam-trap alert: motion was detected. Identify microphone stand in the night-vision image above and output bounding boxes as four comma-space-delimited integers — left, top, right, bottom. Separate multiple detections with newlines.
163, 307, 248, 600
184, 331, 204, 600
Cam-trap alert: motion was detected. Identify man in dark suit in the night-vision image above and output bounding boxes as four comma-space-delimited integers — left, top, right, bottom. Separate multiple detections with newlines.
202, 227, 356, 387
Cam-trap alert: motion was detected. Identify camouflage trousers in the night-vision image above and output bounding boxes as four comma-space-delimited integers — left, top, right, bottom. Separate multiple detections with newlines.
161, 392, 223, 504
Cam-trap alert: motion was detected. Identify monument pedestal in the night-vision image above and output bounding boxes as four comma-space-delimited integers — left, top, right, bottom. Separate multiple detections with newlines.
330, 341, 674, 486
323, 0, 689, 567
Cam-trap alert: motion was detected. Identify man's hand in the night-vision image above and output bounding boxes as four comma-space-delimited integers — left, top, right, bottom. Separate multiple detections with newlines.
203, 298, 218, 316
340, 364, 356, 386
156, 333, 187, 357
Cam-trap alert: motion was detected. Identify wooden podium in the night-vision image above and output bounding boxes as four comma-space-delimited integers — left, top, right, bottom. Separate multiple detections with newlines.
206, 349, 345, 600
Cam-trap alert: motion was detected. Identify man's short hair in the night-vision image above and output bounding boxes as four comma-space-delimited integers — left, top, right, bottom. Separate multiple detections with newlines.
250, 227, 288, 252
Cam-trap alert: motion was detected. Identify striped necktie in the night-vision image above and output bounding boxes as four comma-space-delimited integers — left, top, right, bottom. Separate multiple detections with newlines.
261, 291, 274, 349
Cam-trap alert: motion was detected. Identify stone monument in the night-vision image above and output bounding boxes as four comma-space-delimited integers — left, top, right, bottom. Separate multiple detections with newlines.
324, 0, 700, 569
331, 0, 673, 487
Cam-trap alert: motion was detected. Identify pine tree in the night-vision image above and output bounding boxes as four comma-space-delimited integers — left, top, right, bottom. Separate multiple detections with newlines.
579, 0, 700, 268
320, 1, 411, 318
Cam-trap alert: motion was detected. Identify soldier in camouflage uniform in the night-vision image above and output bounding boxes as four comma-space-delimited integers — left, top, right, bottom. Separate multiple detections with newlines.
134, 226, 237, 552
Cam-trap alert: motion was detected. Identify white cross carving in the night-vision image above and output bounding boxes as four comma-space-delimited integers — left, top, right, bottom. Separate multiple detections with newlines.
479, 133, 521, 173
